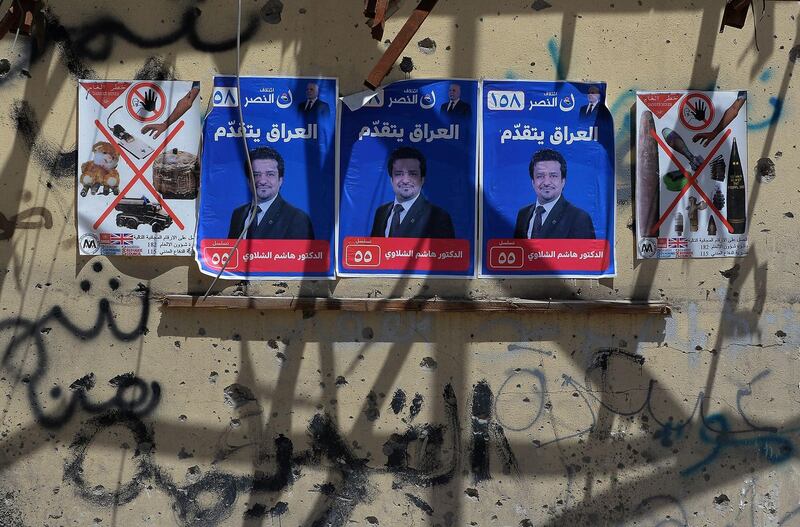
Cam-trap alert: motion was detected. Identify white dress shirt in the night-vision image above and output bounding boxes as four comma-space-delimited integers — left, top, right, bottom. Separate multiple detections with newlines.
385, 193, 420, 236
527, 196, 560, 238
248, 194, 279, 237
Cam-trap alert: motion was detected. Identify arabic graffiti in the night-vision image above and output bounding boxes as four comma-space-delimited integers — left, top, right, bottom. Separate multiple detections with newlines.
2, 321, 796, 527
62, 6, 261, 60
680, 413, 794, 476
0, 7, 261, 91
0, 282, 151, 428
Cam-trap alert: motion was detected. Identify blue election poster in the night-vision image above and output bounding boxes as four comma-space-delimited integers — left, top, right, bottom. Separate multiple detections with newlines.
196, 76, 337, 279
481, 80, 616, 278
338, 79, 479, 277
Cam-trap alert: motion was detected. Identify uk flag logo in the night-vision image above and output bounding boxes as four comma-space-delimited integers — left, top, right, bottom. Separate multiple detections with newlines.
102, 233, 134, 246
668, 238, 687, 248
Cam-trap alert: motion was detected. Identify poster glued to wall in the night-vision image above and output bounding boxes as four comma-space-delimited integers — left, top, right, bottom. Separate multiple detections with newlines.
636, 90, 748, 259
195, 76, 337, 279
77, 80, 201, 256
480, 80, 616, 278
338, 79, 479, 277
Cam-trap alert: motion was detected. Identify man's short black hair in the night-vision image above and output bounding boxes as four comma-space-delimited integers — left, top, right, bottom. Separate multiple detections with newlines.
387, 147, 426, 179
588, 85, 601, 94
250, 147, 284, 179
529, 149, 567, 180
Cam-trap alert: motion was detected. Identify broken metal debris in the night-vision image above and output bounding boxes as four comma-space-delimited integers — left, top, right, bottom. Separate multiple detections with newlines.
719, 0, 765, 49
719, 0, 751, 31
0, 0, 45, 52
365, 0, 389, 41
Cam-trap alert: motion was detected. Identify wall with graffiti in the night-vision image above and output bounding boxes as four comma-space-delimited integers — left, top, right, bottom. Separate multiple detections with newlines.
0, 1, 798, 525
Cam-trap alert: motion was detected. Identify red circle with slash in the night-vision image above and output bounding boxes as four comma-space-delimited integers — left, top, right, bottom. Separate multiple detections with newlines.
679, 92, 714, 131
126, 82, 166, 123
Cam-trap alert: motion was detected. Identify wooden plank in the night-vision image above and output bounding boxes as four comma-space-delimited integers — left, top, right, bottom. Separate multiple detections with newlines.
163, 295, 671, 315
364, 0, 439, 90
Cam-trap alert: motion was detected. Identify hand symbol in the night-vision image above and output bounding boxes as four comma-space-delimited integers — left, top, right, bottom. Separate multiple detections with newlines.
690, 99, 707, 122
141, 89, 158, 112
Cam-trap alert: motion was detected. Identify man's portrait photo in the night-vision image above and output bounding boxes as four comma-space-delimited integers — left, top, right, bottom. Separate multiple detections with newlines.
371, 147, 455, 239
514, 149, 595, 239
440, 83, 471, 117
297, 82, 330, 119
578, 85, 612, 125
228, 147, 315, 240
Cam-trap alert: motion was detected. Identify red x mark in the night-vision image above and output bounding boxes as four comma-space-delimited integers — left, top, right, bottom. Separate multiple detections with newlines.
92, 120, 186, 230
648, 127, 733, 236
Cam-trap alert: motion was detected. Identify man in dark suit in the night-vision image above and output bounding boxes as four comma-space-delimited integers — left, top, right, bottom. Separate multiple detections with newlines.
440, 83, 471, 116
514, 149, 595, 239
371, 147, 455, 239
578, 85, 612, 126
297, 82, 330, 120
228, 147, 314, 240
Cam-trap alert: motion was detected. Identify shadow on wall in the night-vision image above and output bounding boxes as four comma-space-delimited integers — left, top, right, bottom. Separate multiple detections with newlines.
0, 1, 793, 526
1, 274, 793, 526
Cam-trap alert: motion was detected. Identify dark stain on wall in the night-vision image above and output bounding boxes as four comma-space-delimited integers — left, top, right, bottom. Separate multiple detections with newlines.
390, 389, 407, 414
10, 100, 77, 179
134, 56, 177, 81
365, 390, 381, 421
405, 493, 434, 515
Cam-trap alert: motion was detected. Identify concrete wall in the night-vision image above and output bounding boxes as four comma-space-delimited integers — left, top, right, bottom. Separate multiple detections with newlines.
0, 1, 798, 525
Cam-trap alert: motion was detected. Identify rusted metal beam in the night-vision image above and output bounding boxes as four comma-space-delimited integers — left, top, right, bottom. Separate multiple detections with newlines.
370, 0, 389, 41
719, 0, 752, 31
0, 0, 40, 37
364, 0, 438, 90
363, 0, 378, 19
163, 295, 672, 315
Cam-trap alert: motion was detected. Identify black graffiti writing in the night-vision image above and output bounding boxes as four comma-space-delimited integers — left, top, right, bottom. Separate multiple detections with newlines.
65, 7, 260, 61
1, 285, 151, 428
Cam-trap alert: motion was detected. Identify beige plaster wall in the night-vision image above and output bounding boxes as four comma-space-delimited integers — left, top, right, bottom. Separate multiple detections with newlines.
0, 1, 798, 525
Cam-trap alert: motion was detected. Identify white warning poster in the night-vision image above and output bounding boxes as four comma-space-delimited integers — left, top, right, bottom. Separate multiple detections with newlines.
635, 90, 748, 259
77, 80, 201, 256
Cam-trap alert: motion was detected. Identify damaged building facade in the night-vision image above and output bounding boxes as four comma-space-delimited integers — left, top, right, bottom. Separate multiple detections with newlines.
0, 1, 798, 525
